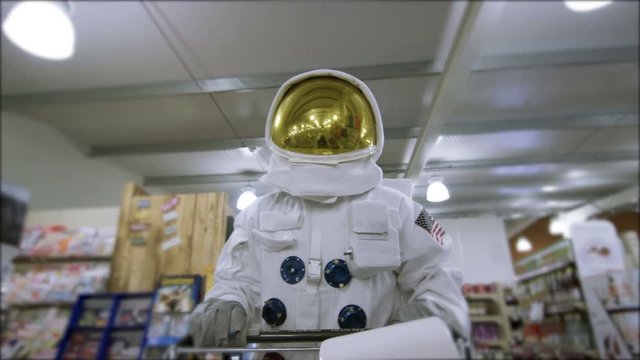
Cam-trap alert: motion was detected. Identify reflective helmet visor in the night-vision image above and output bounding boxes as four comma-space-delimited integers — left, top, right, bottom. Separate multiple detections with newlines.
270, 76, 377, 156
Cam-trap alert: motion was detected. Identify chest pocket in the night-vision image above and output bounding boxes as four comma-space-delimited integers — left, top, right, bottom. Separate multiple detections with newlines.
252, 210, 302, 251
347, 201, 400, 278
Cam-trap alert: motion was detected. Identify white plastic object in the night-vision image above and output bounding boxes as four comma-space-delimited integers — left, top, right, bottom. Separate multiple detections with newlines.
319, 317, 461, 360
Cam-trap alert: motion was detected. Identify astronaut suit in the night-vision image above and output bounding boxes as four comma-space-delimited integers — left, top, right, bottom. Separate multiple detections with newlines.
189, 69, 470, 352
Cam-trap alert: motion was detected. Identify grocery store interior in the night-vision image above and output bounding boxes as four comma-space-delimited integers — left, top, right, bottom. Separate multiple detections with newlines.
0, 1, 638, 359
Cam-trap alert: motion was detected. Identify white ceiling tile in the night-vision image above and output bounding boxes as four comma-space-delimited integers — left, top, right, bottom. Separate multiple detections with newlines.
378, 139, 417, 166
367, 76, 439, 128
451, 63, 639, 120
1, 1, 190, 95
482, 1, 639, 56
20, 95, 236, 146
428, 129, 594, 162
212, 89, 278, 138
573, 125, 639, 153
156, 1, 461, 77
417, 160, 638, 186
113, 148, 265, 177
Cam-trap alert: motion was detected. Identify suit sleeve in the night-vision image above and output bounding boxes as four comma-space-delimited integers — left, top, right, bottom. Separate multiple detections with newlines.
204, 209, 262, 320
394, 197, 470, 338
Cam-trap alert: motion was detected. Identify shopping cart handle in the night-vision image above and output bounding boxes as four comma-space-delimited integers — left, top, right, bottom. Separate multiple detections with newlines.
176, 335, 193, 346
248, 329, 365, 343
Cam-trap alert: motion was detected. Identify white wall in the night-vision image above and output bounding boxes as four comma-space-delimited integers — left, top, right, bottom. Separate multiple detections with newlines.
441, 216, 516, 284
1, 111, 141, 210
25, 207, 121, 228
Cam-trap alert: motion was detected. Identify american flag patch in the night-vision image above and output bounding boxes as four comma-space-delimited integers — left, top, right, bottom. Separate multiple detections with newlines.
415, 209, 446, 246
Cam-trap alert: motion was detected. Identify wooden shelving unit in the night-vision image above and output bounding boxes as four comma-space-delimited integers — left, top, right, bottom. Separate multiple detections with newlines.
465, 284, 513, 357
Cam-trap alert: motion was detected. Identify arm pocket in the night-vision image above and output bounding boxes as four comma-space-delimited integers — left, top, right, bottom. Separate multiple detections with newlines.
347, 201, 401, 278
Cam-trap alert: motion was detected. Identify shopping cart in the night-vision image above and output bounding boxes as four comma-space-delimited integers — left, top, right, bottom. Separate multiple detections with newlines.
165, 325, 471, 360
165, 329, 364, 360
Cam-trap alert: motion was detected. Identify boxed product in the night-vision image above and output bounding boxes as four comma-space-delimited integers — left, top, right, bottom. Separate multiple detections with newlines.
78, 298, 113, 327
144, 275, 202, 355
108, 331, 144, 360
61, 331, 102, 360
115, 298, 152, 327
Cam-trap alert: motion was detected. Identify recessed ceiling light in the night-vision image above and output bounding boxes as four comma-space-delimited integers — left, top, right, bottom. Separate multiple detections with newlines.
426, 177, 450, 203
564, 1, 613, 12
516, 236, 533, 253
236, 186, 257, 210
2, 1, 75, 60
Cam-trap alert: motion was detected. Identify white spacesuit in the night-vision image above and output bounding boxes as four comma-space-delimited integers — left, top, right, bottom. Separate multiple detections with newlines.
189, 69, 470, 350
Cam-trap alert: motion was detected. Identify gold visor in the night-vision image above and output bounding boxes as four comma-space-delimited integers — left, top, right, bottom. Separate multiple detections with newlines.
270, 76, 377, 156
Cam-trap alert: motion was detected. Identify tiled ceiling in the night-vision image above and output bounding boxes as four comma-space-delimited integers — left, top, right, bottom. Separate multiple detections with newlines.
1, 0, 638, 218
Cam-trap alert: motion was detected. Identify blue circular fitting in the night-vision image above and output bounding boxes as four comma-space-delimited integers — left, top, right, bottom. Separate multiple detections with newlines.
324, 259, 352, 288
338, 304, 367, 329
280, 256, 305, 284
262, 298, 287, 327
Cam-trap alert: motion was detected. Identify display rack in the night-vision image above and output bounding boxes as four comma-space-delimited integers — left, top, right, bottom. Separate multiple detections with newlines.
56, 292, 153, 360
464, 283, 513, 359
569, 221, 639, 359
143, 274, 202, 359
512, 222, 639, 360
0, 225, 115, 359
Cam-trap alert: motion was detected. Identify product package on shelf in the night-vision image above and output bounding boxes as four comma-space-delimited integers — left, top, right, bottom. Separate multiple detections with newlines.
115, 298, 152, 327
0, 307, 71, 359
108, 331, 145, 360
463, 283, 512, 358
61, 331, 102, 360
144, 275, 202, 357
3, 262, 110, 306
18, 225, 116, 258
78, 298, 113, 328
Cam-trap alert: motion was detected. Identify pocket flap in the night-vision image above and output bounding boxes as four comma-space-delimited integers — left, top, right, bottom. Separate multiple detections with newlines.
252, 229, 296, 251
259, 211, 303, 231
351, 201, 389, 234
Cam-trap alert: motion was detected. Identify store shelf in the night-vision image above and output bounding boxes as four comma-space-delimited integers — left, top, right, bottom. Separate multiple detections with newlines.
470, 315, 504, 323
111, 325, 147, 331
518, 260, 573, 282
516, 344, 599, 359
545, 300, 586, 315
9, 301, 75, 309
474, 339, 509, 348
605, 304, 639, 312
465, 293, 501, 302
12, 255, 112, 264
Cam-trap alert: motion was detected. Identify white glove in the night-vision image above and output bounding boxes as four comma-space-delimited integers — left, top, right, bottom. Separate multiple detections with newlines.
189, 298, 247, 347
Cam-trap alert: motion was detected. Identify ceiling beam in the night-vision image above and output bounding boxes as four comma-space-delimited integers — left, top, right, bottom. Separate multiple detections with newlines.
440, 113, 638, 136
413, 175, 639, 194
2, 46, 636, 107
474, 46, 639, 72
405, 1, 503, 180
143, 150, 637, 187
423, 150, 638, 172
89, 127, 422, 157
89, 113, 636, 157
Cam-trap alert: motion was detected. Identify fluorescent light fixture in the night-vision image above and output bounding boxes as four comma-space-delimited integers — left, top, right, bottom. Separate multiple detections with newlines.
564, 1, 613, 12
2, 1, 75, 60
549, 217, 566, 235
236, 186, 257, 210
541, 185, 557, 193
426, 177, 450, 203
516, 236, 533, 253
